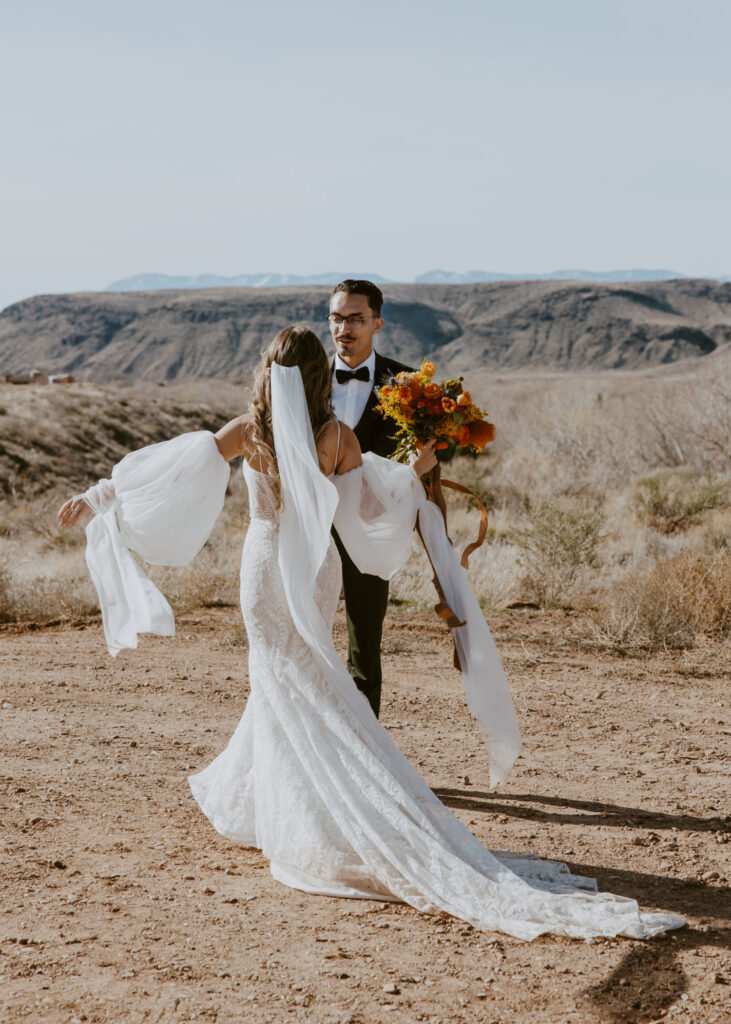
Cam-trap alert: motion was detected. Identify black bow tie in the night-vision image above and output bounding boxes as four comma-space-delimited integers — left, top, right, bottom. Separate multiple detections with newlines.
335, 366, 370, 385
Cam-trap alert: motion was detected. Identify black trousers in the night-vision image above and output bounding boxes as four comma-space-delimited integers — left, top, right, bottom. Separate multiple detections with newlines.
332, 528, 389, 718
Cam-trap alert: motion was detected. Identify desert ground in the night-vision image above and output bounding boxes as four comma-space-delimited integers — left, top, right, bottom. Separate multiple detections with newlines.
1, 366, 729, 1022
1, 605, 729, 1024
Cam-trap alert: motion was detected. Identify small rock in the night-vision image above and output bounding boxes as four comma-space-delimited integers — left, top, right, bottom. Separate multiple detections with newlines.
52, 859, 67, 870
699, 924, 711, 933
702, 871, 720, 881
382, 983, 400, 995
463, 775, 471, 786
619, 978, 629, 987
2, 701, 14, 709
715, 973, 728, 984
203, 886, 215, 894
680, 993, 689, 1001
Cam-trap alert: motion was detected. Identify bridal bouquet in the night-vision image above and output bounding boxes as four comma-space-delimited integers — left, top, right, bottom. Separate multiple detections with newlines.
375, 360, 495, 463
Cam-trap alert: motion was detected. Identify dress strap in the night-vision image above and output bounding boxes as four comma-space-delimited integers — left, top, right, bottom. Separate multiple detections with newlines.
333, 419, 342, 471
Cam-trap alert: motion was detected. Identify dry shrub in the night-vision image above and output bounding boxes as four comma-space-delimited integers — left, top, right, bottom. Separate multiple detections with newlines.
0, 557, 98, 622
641, 370, 731, 474
512, 498, 604, 607
632, 471, 729, 534
0, 559, 12, 622
592, 547, 731, 653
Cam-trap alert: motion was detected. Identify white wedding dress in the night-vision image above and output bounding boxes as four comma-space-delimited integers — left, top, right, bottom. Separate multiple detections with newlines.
81, 365, 684, 941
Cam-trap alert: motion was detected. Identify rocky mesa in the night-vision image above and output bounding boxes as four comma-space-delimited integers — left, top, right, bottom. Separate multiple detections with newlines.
1, 278, 730, 381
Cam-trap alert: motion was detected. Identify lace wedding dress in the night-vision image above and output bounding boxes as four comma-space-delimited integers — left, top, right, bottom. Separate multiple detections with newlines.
81, 365, 684, 940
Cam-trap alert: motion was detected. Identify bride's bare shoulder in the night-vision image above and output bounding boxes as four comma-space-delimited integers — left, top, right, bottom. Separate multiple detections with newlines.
214, 413, 253, 461
333, 421, 362, 474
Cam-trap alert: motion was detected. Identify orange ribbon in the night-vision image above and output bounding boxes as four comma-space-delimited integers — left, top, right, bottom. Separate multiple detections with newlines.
439, 477, 489, 571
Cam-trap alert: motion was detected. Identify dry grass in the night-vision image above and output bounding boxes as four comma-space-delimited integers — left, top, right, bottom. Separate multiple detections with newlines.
589, 547, 731, 653
1, 368, 729, 653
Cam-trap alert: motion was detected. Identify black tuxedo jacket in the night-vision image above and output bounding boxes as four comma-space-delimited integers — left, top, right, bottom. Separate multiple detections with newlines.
330, 351, 414, 458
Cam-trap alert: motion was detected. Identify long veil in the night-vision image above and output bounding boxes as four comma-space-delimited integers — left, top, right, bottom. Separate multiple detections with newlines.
270, 362, 522, 787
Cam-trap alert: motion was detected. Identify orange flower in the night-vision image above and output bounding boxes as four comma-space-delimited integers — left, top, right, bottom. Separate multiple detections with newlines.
457, 392, 471, 407
457, 425, 471, 445
398, 385, 413, 403
441, 397, 457, 413
467, 420, 496, 448
422, 361, 435, 377
423, 382, 441, 399
435, 440, 449, 450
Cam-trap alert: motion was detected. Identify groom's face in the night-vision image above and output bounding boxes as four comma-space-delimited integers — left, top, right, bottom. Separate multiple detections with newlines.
329, 291, 383, 368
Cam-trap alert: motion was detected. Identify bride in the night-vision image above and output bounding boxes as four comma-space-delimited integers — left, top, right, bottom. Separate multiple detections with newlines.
58, 325, 684, 941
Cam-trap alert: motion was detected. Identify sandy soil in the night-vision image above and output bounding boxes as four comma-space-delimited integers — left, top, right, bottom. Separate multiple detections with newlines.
1, 606, 729, 1024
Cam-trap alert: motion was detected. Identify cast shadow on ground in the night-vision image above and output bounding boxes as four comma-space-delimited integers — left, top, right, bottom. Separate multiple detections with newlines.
433, 787, 728, 835
433, 786, 730, 1023
579, 927, 729, 1024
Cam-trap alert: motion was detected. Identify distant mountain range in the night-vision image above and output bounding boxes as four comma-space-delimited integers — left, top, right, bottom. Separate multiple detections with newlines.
3, 279, 730, 381
105, 272, 393, 292
105, 268, 730, 292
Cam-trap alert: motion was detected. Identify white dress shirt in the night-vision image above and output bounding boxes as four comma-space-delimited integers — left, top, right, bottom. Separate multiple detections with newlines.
331, 350, 377, 429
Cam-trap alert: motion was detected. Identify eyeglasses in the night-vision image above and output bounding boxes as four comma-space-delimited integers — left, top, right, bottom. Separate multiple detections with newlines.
326, 314, 378, 328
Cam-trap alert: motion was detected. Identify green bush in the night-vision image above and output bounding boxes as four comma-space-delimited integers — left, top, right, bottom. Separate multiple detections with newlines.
632, 472, 728, 534
513, 498, 604, 607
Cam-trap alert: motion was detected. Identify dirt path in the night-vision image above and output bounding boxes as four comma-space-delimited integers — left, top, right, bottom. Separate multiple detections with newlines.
1, 607, 729, 1024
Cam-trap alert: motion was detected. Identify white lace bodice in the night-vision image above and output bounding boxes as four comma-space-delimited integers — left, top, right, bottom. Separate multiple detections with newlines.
243, 460, 280, 522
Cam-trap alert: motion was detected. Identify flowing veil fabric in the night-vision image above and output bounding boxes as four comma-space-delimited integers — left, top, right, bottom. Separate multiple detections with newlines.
272, 363, 521, 787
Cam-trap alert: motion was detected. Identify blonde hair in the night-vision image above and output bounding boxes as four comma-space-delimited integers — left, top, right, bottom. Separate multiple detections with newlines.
248, 325, 334, 505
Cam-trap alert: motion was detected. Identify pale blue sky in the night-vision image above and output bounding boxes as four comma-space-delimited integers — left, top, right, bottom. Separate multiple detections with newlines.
1, 0, 729, 310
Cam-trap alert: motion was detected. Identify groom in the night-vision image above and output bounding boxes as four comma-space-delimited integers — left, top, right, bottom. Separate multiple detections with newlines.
328, 279, 413, 718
